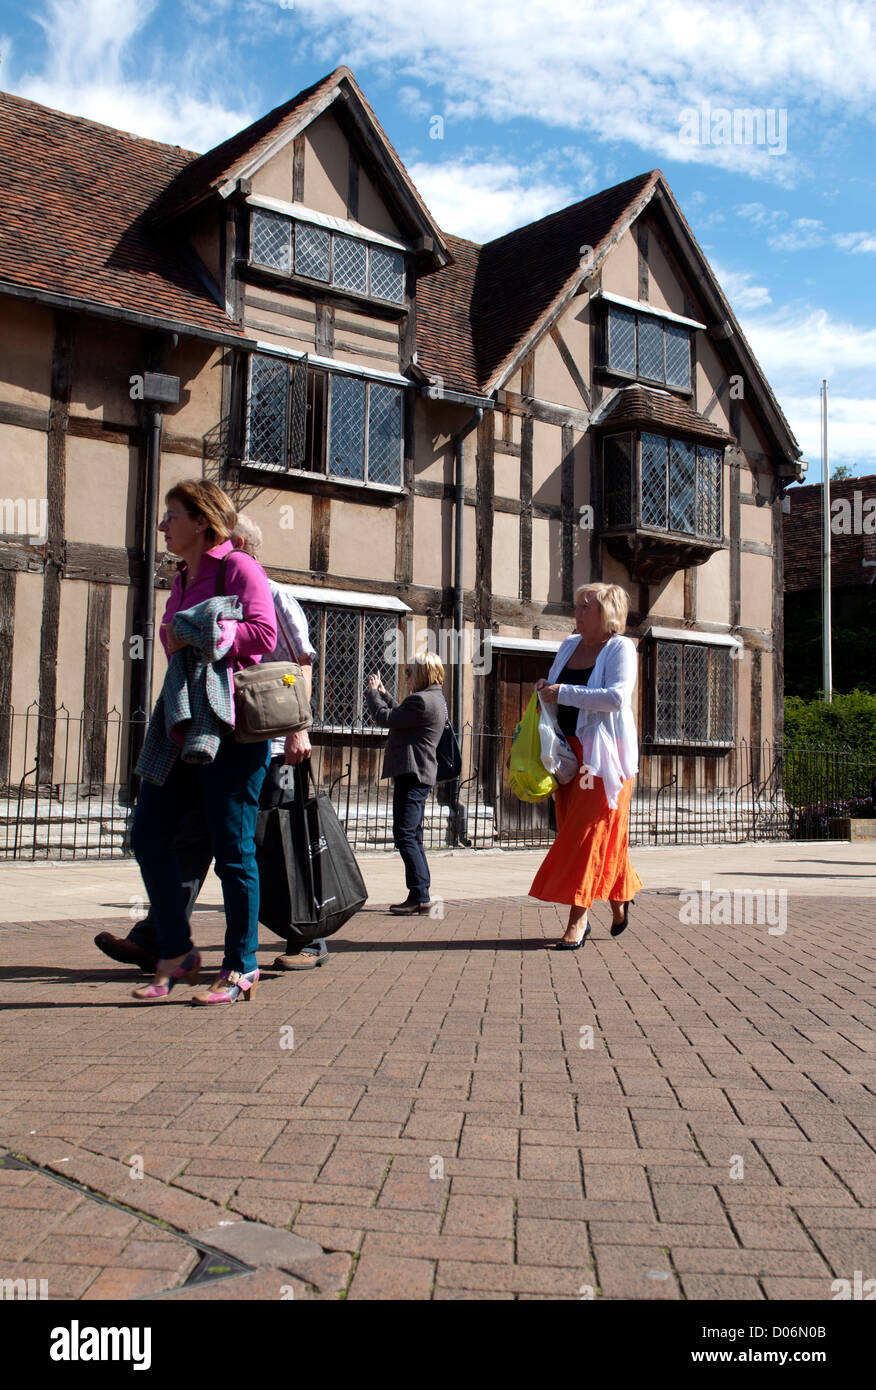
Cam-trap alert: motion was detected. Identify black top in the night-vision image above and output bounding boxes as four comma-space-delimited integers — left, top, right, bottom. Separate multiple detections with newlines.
555, 663, 594, 737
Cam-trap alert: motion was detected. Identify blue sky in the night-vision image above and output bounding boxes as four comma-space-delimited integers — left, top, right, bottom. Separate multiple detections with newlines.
1, 0, 874, 474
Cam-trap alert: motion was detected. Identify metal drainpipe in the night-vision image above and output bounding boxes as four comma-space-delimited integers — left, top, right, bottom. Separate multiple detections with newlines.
140, 405, 163, 730
452, 407, 483, 739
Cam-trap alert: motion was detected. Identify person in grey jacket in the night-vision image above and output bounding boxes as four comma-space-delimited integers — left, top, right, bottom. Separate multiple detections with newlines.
365, 652, 447, 915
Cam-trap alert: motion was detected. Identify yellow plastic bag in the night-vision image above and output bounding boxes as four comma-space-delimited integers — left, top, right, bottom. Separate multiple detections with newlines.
508, 693, 557, 802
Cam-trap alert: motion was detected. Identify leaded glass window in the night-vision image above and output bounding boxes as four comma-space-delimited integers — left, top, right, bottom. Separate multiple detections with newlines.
328, 375, 367, 480
246, 356, 288, 470
636, 432, 722, 539
605, 305, 692, 389
641, 433, 668, 528
294, 222, 331, 282
665, 322, 691, 389
249, 211, 406, 305
652, 641, 733, 745
251, 209, 292, 271
333, 234, 368, 294
302, 602, 400, 730
602, 434, 634, 527
244, 355, 403, 486
367, 384, 403, 485
607, 307, 637, 375
370, 246, 405, 303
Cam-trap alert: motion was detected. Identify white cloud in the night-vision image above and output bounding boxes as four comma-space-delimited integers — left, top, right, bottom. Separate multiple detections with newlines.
7, 0, 253, 148
737, 306, 876, 465
710, 262, 772, 312
835, 231, 876, 254
407, 153, 597, 242
286, 0, 875, 184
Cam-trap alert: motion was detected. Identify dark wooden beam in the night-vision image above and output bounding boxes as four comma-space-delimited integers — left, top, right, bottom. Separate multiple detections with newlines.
494, 388, 590, 431
549, 325, 591, 409
38, 311, 75, 782
473, 415, 495, 734
395, 392, 415, 585
519, 417, 533, 603
347, 155, 360, 221
749, 647, 762, 751
561, 423, 575, 605
683, 567, 697, 621
0, 400, 49, 433
637, 221, 649, 301
310, 496, 331, 574
0, 569, 14, 780
730, 398, 742, 630
292, 134, 305, 204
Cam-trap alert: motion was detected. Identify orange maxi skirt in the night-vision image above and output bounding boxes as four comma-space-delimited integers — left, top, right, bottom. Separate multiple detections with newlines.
529, 738, 643, 909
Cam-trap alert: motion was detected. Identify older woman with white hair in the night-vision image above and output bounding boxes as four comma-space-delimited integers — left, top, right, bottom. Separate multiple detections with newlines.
529, 582, 643, 949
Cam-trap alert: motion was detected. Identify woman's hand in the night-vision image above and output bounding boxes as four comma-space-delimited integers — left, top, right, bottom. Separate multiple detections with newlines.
162, 624, 188, 655
366, 672, 386, 693
284, 730, 311, 765
535, 678, 547, 692
540, 683, 561, 702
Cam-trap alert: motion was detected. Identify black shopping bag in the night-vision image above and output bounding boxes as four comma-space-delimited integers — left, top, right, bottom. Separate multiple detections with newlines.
255, 759, 367, 943
435, 719, 463, 783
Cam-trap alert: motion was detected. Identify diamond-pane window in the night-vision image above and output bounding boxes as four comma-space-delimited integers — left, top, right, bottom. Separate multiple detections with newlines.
696, 446, 722, 538
367, 384, 403, 486
603, 434, 633, 527
652, 641, 734, 744
246, 355, 288, 469
328, 376, 367, 480
640, 433, 668, 528
251, 210, 292, 271
655, 642, 683, 742
665, 323, 691, 388
370, 246, 405, 303
295, 222, 330, 281
333, 234, 368, 294
638, 315, 664, 380
607, 307, 637, 374
303, 603, 401, 730
668, 439, 696, 534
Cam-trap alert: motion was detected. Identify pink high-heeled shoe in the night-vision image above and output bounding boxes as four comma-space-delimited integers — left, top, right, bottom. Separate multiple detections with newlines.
191, 968, 259, 1005
131, 951, 201, 1002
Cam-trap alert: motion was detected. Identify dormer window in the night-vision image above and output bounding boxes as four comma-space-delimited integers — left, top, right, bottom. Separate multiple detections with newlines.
250, 208, 405, 305
604, 303, 692, 391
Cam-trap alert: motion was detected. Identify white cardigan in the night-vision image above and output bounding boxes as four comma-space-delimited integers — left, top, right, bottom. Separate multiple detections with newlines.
548, 632, 639, 809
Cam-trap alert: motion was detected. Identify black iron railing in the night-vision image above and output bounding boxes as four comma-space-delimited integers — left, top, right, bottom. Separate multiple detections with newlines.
1, 703, 873, 859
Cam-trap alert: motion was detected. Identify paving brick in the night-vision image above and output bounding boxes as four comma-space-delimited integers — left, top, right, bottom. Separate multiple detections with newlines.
681, 1273, 765, 1299
347, 1254, 434, 1300
442, 1196, 514, 1240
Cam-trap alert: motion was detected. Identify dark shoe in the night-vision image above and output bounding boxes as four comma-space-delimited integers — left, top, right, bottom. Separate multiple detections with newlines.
272, 943, 329, 970
94, 932, 157, 973
552, 921, 591, 951
610, 900, 635, 937
389, 900, 432, 915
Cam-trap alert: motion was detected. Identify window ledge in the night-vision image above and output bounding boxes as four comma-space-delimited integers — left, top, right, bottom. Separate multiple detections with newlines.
602, 529, 723, 583
595, 365, 693, 398
237, 462, 405, 504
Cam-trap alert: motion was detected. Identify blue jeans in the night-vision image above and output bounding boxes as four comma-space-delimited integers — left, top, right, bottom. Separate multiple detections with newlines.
392, 775, 431, 903
131, 737, 270, 973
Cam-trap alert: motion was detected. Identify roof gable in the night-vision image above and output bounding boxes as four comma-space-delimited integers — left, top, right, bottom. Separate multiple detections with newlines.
151, 67, 449, 266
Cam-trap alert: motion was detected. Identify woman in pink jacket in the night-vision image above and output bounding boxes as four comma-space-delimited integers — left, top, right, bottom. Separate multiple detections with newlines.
130, 479, 277, 1006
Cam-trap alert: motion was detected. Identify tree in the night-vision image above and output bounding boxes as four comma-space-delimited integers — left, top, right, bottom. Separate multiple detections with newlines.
831, 464, 853, 481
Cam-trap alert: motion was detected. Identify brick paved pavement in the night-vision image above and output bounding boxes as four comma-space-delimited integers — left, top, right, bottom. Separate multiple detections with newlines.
1, 892, 874, 1300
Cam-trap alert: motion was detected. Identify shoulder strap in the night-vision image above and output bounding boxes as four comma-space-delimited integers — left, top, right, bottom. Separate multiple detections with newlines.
215, 555, 228, 597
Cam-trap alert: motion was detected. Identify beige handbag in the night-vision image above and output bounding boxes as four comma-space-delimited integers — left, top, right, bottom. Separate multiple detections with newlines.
233, 661, 312, 743
214, 556, 313, 743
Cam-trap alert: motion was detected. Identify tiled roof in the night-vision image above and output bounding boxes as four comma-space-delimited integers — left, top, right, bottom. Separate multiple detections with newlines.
592, 384, 734, 442
783, 476, 876, 592
0, 90, 244, 340
416, 172, 657, 393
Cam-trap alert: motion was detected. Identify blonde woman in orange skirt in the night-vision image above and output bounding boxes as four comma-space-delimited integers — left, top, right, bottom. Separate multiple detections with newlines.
529, 582, 643, 949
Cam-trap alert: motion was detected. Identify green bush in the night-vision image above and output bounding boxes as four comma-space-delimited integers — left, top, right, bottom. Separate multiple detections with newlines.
783, 690, 876, 809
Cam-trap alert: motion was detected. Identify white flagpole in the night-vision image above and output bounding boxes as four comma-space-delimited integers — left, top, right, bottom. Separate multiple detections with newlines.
821, 379, 832, 703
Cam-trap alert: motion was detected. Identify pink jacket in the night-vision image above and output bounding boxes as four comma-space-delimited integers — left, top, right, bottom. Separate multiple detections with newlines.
161, 539, 277, 671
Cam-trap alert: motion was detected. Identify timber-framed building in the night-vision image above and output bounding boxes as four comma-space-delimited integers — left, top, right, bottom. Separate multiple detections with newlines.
0, 67, 805, 838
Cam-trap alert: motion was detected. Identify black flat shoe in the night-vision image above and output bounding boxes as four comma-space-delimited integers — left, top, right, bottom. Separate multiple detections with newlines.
610, 900, 635, 937
390, 900, 433, 915
553, 921, 591, 951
